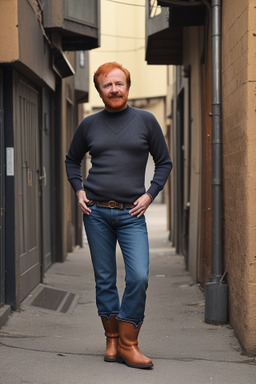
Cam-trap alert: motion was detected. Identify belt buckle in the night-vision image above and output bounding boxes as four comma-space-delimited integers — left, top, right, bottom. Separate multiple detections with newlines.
108, 200, 117, 209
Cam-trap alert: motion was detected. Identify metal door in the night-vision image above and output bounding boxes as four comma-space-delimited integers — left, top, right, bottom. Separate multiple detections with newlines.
15, 79, 41, 302
0, 69, 5, 306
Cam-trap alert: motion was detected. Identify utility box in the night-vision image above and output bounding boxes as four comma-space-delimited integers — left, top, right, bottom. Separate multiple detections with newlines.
205, 282, 228, 324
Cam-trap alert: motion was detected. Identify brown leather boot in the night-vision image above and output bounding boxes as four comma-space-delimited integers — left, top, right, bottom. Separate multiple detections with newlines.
116, 320, 153, 369
101, 315, 119, 362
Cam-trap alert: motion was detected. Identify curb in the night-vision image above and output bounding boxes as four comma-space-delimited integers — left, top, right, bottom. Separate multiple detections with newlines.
0, 305, 11, 329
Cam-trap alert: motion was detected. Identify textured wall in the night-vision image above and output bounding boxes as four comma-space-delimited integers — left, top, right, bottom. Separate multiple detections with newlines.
222, 0, 256, 354
0, 0, 19, 62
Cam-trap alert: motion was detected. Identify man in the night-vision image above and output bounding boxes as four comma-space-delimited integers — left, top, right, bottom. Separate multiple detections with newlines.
65, 62, 172, 369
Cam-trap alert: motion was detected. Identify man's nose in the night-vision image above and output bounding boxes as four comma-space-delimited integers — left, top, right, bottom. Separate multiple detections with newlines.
111, 84, 118, 92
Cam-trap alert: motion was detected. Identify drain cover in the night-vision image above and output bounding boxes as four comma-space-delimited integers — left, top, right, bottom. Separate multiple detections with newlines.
27, 285, 78, 313
31, 287, 67, 311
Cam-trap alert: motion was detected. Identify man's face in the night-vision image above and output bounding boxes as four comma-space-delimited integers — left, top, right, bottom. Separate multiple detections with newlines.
97, 68, 129, 112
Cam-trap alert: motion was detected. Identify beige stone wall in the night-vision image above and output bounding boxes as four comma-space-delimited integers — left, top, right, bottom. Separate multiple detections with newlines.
246, 1, 256, 354
222, 0, 256, 353
0, 0, 19, 62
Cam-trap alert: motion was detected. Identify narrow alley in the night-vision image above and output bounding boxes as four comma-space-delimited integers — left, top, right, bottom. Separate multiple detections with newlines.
0, 204, 255, 384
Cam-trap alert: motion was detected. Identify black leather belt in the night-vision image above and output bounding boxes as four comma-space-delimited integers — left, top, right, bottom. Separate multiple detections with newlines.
97, 200, 134, 209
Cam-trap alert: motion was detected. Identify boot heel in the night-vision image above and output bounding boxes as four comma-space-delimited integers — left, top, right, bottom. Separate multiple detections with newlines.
116, 354, 124, 364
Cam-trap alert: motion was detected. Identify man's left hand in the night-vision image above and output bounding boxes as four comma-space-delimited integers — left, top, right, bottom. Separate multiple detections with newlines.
129, 193, 152, 218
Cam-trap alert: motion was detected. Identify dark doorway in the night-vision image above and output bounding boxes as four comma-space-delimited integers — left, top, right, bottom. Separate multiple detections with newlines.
176, 78, 191, 267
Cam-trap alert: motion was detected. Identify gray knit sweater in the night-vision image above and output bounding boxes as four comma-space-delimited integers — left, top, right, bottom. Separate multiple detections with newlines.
65, 105, 172, 203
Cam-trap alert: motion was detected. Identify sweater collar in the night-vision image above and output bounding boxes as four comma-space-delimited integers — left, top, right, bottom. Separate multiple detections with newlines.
104, 105, 130, 117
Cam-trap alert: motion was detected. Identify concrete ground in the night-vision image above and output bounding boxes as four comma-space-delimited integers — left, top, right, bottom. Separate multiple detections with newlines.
0, 204, 255, 384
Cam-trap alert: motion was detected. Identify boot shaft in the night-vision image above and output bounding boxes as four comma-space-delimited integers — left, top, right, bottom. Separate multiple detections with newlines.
117, 321, 141, 346
101, 315, 119, 338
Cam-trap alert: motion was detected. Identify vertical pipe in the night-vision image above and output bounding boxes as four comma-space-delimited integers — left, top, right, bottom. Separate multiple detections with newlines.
205, 0, 228, 324
210, 0, 222, 282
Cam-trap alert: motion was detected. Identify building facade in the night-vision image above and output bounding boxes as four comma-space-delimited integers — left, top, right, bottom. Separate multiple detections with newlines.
146, 0, 256, 355
0, 0, 100, 311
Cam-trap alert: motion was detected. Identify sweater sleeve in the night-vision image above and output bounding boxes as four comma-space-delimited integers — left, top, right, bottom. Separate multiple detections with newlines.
145, 114, 173, 200
65, 120, 88, 193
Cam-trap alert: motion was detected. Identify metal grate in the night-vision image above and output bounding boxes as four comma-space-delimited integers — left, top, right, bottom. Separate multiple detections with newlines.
31, 287, 67, 311
29, 285, 78, 313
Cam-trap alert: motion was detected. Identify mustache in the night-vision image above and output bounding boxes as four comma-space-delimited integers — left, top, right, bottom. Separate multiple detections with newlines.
109, 94, 122, 99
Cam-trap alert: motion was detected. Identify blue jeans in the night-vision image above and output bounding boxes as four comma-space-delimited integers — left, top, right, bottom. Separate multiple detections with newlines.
83, 203, 149, 326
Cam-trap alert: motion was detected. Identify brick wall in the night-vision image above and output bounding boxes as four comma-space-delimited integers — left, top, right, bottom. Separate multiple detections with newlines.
222, 0, 256, 354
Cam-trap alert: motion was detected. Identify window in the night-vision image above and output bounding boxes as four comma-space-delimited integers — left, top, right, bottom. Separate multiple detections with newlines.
64, 0, 97, 26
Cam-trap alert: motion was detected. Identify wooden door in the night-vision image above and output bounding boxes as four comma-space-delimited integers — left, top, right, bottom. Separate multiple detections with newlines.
41, 89, 52, 272
15, 79, 41, 302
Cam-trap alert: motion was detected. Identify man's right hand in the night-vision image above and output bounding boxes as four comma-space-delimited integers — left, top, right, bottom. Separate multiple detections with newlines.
76, 190, 92, 215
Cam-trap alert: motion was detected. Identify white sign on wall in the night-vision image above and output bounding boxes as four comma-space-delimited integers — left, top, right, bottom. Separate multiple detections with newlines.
6, 147, 14, 176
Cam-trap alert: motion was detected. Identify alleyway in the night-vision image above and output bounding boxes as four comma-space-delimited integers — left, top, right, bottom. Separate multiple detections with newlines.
0, 204, 255, 384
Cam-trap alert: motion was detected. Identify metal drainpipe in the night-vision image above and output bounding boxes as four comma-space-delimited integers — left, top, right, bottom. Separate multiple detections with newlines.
204, 0, 228, 324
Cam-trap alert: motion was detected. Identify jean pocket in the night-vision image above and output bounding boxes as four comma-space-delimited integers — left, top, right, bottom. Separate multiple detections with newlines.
87, 200, 95, 207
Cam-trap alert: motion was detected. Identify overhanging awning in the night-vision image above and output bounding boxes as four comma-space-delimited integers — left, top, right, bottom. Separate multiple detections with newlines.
146, 26, 183, 65
158, 0, 202, 6
52, 48, 75, 78
146, 0, 206, 65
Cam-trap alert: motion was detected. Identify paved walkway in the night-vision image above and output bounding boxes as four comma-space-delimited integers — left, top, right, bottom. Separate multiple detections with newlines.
0, 204, 255, 384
